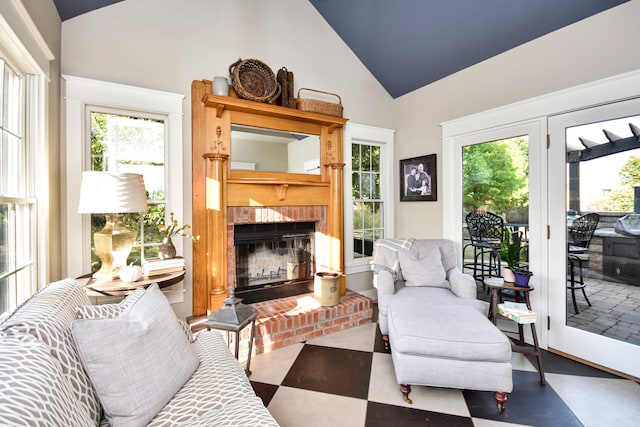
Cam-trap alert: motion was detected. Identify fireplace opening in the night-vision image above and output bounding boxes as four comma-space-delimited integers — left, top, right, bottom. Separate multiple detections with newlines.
234, 222, 315, 304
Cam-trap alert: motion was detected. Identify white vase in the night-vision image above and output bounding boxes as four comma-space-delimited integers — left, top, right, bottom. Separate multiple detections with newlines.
502, 267, 516, 283
213, 76, 229, 96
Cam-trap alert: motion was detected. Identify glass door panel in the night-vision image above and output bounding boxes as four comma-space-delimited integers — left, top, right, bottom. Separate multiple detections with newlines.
462, 136, 530, 282
548, 98, 640, 378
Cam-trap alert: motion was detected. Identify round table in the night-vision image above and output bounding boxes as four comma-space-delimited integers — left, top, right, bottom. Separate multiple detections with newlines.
80, 269, 186, 297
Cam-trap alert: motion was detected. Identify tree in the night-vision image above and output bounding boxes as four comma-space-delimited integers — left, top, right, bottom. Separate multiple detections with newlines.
593, 155, 640, 212
620, 155, 640, 187
462, 137, 528, 216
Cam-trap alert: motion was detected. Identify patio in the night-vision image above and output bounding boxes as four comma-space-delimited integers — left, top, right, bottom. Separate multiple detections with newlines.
565, 276, 640, 345
473, 273, 640, 346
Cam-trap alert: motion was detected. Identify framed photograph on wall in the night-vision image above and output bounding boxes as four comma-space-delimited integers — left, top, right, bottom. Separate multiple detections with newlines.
400, 154, 437, 201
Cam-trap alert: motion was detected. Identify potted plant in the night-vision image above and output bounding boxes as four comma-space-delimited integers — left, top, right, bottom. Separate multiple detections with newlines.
156, 211, 200, 259
498, 229, 520, 283
512, 266, 533, 287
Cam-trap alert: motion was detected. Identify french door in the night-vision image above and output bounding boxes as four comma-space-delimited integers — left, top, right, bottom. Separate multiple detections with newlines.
447, 121, 545, 337
548, 98, 640, 378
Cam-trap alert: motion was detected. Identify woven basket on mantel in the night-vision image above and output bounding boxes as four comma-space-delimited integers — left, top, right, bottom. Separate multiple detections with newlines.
228, 58, 280, 104
295, 88, 343, 117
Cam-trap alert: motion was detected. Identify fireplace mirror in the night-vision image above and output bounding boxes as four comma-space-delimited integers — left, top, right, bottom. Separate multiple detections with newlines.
230, 124, 321, 174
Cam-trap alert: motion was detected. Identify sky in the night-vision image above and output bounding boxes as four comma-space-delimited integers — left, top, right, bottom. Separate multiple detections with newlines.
566, 114, 640, 211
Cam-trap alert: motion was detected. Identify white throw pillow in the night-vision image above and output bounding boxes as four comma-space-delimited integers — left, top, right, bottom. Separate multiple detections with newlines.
71, 284, 199, 427
397, 246, 447, 287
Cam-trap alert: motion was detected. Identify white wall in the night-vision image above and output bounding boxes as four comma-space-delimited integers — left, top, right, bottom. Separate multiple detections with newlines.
288, 136, 320, 174
393, 0, 640, 239
61, 0, 394, 126
61, 0, 394, 317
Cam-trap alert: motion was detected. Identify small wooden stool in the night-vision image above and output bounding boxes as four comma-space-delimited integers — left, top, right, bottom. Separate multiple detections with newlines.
485, 277, 546, 386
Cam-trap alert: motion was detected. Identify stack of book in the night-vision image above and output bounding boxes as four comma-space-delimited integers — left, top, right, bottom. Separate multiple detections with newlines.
496, 301, 537, 324
142, 257, 185, 277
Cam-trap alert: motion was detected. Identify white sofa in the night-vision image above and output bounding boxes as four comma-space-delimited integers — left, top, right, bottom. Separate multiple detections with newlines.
373, 238, 513, 410
0, 278, 279, 426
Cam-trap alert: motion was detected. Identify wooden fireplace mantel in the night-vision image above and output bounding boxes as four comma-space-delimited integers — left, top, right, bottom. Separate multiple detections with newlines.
191, 79, 348, 316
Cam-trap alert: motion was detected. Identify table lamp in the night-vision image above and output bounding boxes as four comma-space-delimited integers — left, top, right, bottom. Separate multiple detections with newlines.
78, 171, 148, 280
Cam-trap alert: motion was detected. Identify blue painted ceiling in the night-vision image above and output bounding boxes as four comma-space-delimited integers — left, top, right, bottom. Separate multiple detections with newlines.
53, 0, 629, 98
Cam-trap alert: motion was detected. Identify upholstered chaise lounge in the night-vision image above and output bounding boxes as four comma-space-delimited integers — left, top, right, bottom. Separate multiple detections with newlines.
373, 238, 513, 411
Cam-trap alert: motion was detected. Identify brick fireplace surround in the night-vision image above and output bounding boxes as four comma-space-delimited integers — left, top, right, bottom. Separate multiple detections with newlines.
219, 205, 374, 358
191, 290, 374, 361
227, 205, 328, 287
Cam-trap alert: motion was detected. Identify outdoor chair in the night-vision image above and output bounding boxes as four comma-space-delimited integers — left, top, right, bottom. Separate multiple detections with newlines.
567, 212, 600, 314
465, 210, 504, 283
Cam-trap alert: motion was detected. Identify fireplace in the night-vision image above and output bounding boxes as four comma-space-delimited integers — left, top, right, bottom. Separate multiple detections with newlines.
234, 222, 315, 303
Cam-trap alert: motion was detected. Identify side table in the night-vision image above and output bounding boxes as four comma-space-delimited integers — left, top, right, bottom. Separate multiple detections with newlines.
484, 277, 546, 385
204, 292, 258, 376
80, 269, 186, 297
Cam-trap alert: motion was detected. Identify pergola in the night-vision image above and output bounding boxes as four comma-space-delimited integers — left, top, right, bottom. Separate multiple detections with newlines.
566, 123, 640, 212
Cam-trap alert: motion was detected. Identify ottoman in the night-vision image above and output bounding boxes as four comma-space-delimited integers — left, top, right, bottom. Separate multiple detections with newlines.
388, 300, 513, 411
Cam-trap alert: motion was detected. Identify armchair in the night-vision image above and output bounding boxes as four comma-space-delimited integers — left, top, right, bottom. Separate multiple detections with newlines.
373, 238, 483, 341
372, 238, 513, 411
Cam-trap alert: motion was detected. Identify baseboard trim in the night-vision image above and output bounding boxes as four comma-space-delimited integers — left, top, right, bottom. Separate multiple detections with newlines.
354, 288, 378, 301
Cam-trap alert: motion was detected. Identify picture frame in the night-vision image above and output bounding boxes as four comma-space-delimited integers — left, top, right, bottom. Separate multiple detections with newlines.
400, 154, 437, 201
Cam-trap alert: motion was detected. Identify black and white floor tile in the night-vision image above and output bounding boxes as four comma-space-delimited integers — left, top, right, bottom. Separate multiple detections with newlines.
249, 320, 640, 426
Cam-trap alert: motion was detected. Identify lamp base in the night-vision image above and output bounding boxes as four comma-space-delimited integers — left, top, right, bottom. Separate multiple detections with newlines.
93, 214, 134, 280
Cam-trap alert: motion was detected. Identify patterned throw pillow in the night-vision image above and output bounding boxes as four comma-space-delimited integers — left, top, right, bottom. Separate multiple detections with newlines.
0, 335, 92, 426
72, 284, 200, 427
75, 286, 145, 319
0, 278, 101, 425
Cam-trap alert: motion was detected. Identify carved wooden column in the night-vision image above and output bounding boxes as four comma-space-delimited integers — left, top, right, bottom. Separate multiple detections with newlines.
325, 126, 346, 295
203, 152, 228, 313
192, 79, 230, 315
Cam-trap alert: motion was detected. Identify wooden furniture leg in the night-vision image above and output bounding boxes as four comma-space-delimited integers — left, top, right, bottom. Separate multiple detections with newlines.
400, 384, 412, 404
382, 334, 389, 350
494, 391, 508, 412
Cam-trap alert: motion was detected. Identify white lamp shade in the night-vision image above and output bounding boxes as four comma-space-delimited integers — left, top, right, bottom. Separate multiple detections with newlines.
78, 171, 148, 214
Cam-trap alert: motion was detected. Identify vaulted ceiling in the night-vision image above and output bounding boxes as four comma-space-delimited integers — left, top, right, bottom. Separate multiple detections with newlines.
52, 0, 629, 98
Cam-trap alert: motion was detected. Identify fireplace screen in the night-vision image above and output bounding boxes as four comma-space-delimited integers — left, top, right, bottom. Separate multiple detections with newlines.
234, 222, 315, 303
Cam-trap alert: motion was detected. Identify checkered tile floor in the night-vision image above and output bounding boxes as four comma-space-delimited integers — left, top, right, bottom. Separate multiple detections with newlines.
248, 319, 640, 426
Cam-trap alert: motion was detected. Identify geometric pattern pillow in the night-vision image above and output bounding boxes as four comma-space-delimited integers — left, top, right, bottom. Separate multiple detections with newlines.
397, 246, 447, 288
75, 286, 145, 319
72, 284, 200, 427
0, 278, 102, 424
0, 334, 93, 427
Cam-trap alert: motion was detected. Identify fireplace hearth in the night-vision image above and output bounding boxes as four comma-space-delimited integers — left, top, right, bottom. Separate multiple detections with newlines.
234, 222, 315, 304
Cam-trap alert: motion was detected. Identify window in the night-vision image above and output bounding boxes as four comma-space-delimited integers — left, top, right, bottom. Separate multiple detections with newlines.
1, 65, 36, 314
0, 58, 36, 314
344, 123, 394, 273
88, 109, 168, 269
0, 2, 53, 315
352, 143, 382, 258
64, 76, 184, 279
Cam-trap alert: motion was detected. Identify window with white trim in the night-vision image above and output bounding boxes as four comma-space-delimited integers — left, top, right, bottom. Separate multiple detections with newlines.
87, 108, 168, 268
0, 58, 38, 314
344, 123, 394, 274
64, 76, 184, 279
